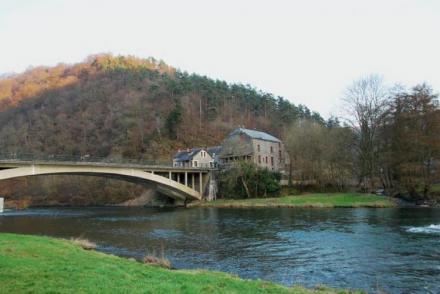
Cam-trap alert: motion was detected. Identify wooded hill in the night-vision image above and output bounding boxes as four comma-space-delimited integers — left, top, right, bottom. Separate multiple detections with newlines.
0, 54, 323, 159
0, 54, 323, 205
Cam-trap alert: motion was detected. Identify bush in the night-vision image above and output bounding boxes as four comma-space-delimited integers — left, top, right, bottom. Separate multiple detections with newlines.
218, 162, 281, 199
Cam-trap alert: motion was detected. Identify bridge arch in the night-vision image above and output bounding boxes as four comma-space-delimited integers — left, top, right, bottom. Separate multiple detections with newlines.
0, 164, 205, 201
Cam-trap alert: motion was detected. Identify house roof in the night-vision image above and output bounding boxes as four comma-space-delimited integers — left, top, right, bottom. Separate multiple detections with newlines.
173, 146, 220, 162
173, 148, 202, 162
207, 146, 222, 158
228, 128, 281, 143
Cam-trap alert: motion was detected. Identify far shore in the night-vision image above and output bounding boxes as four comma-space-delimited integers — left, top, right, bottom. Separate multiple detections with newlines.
189, 193, 398, 208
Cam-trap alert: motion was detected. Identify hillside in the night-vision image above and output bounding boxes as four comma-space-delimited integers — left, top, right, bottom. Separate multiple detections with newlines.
0, 54, 323, 205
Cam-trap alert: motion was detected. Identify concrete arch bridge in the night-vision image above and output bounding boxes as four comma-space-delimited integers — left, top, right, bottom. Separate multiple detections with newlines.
0, 160, 214, 202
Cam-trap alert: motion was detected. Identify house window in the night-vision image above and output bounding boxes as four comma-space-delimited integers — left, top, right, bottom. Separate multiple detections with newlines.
266, 156, 268, 163
270, 146, 273, 153
257, 144, 260, 152
271, 157, 274, 166
193, 161, 198, 167
258, 155, 261, 163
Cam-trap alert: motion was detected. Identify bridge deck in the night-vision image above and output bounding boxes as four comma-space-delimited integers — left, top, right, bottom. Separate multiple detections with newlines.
0, 160, 216, 201
0, 160, 214, 173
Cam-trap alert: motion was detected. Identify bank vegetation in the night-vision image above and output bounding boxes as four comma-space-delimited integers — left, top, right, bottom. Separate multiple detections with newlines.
0, 233, 360, 294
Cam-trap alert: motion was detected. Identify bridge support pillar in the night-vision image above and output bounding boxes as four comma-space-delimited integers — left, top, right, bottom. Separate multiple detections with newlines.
199, 172, 203, 196
192, 173, 195, 189
169, 171, 172, 179
184, 172, 188, 186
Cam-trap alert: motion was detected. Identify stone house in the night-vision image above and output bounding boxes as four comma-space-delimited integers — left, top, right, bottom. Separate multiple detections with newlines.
219, 128, 288, 172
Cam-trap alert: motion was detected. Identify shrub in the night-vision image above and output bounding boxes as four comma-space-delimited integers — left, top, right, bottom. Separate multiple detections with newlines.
218, 162, 281, 199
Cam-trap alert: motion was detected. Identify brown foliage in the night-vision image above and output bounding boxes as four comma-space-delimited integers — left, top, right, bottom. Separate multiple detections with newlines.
0, 54, 321, 205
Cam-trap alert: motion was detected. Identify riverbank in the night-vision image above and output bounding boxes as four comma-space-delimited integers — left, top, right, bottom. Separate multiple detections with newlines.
0, 233, 358, 294
191, 193, 396, 208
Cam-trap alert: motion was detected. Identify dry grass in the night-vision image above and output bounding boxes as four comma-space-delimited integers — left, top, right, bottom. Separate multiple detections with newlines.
143, 243, 172, 269
70, 237, 97, 250
143, 255, 172, 269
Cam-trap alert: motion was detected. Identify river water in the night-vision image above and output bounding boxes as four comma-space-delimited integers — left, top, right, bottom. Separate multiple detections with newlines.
1, 207, 439, 293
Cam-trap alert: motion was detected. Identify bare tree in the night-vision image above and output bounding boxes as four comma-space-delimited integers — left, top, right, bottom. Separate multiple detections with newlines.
285, 120, 354, 191
342, 74, 389, 191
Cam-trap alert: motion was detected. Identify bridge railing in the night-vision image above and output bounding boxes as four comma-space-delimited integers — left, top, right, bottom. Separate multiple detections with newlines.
0, 152, 174, 167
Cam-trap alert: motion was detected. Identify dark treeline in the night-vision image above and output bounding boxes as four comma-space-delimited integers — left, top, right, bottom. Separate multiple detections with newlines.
285, 75, 440, 202
0, 54, 324, 205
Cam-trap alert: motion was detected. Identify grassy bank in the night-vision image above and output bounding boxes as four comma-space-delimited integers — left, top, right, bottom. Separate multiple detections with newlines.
193, 193, 396, 208
0, 233, 359, 294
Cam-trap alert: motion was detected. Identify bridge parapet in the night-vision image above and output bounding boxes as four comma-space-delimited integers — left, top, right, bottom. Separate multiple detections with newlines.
0, 152, 172, 167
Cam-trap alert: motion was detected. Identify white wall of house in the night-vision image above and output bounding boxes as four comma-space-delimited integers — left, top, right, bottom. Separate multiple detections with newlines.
173, 149, 214, 168
191, 150, 214, 168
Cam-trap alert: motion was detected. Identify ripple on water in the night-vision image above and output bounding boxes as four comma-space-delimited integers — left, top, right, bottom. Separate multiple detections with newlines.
94, 215, 160, 222
0, 209, 88, 218
406, 224, 440, 234
148, 229, 183, 239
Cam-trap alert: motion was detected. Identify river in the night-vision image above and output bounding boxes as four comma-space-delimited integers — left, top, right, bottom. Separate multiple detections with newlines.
1, 207, 439, 293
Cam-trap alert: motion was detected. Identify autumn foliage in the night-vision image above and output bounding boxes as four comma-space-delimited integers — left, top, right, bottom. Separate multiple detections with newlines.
0, 54, 322, 205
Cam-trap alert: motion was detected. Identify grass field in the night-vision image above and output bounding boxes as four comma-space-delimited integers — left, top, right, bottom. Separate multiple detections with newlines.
194, 193, 396, 208
0, 233, 360, 294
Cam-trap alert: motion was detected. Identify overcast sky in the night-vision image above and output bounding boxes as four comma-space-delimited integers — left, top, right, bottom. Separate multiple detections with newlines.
1, 0, 439, 117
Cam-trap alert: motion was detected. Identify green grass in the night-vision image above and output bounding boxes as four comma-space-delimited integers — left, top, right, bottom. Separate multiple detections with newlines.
431, 184, 440, 193
195, 193, 396, 208
0, 233, 360, 294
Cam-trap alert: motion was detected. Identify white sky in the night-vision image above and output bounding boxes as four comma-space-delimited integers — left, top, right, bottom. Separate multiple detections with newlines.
1, 0, 439, 117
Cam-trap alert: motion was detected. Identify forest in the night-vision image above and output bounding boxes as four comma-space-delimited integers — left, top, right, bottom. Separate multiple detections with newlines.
284, 76, 440, 203
0, 54, 324, 205
0, 55, 438, 205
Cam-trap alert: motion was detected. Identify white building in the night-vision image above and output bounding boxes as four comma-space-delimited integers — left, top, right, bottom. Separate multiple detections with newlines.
173, 147, 220, 168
